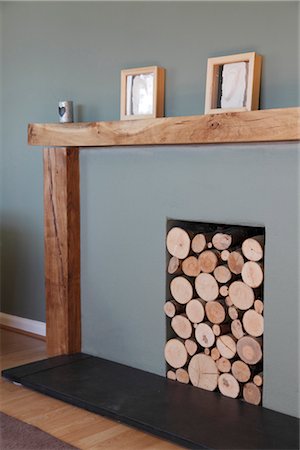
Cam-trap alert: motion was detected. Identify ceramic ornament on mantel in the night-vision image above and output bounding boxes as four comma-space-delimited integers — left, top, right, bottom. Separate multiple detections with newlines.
58, 100, 74, 123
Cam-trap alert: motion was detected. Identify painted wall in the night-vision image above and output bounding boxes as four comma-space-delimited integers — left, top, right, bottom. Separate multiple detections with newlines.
1, 2, 299, 417
0, 4, 3, 298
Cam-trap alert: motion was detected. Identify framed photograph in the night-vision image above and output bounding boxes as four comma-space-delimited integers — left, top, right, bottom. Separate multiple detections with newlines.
120, 66, 165, 120
204, 52, 262, 115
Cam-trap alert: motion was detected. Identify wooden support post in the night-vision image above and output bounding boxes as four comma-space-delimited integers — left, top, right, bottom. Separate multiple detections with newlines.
43, 147, 81, 356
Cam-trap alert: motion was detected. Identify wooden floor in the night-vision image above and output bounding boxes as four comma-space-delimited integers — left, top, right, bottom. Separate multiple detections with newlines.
0, 328, 182, 449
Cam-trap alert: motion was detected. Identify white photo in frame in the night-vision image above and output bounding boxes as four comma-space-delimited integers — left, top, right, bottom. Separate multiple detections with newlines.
204, 52, 262, 115
121, 66, 165, 120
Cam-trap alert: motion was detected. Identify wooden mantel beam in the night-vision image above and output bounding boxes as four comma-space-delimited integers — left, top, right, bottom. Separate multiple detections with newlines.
28, 108, 300, 148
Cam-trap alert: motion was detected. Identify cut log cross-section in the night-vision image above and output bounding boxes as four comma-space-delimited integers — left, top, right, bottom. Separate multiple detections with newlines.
198, 250, 219, 273
218, 373, 240, 398
231, 319, 244, 339
195, 323, 215, 348
237, 336, 262, 365
229, 281, 255, 310
167, 256, 181, 275
188, 354, 219, 391
164, 300, 183, 318
231, 360, 251, 383
210, 347, 221, 361
242, 235, 264, 262
254, 299, 264, 314
216, 357, 231, 373
166, 227, 191, 259
186, 298, 205, 324
182, 256, 201, 277
171, 315, 193, 339
176, 368, 190, 384
253, 372, 264, 387
205, 301, 226, 324
170, 277, 193, 304
213, 265, 232, 284
228, 251, 245, 275
243, 382, 262, 405
216, 335, 237, 359
191, 234, 206, 253
212, 233, 232, 250
242, 309, 264, 337
241, 261, 264, 288
164, 339, 188, 369
185, 338, 198, 356
195, 273, 219, 301
212, 323, 231, 336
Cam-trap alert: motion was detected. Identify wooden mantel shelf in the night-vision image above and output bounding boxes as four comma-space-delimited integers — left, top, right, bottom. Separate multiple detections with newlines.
28, 107, 300, 148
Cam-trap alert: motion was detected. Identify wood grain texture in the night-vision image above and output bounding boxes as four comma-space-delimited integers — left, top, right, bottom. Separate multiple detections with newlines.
44, 147, 80, 356
28, 108, 300, 147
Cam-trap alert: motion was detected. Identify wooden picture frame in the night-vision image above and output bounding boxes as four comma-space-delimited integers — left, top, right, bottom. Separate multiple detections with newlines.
120, 66, 165, 120
204, 52, 262, 115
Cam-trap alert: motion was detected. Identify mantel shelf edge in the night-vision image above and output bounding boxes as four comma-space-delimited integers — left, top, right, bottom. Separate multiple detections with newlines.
28, 107, 300, 148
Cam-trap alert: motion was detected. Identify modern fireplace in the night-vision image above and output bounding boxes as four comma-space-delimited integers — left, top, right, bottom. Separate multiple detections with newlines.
2, 108, 299, 449
165, 220, 265, 405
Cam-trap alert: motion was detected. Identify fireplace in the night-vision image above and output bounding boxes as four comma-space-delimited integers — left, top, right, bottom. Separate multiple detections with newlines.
165, 220, 265, 405
2, 109, 299, 449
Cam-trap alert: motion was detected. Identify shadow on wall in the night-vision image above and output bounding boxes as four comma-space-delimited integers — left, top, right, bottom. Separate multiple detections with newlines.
0, 218, 45, 321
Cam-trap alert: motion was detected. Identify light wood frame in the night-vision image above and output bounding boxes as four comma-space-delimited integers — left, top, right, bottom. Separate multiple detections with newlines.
204, 52, 262, 115
120, 66, 165, 120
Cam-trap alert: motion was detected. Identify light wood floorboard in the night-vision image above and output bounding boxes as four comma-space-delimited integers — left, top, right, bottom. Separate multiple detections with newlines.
0, 329, 182, 449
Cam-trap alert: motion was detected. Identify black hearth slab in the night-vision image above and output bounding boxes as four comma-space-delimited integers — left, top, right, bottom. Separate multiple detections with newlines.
2, 354, 299, 450
1, 353, 90, 382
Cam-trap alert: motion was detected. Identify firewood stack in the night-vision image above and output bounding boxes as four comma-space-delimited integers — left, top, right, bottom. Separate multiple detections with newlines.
165, 226, 264, 406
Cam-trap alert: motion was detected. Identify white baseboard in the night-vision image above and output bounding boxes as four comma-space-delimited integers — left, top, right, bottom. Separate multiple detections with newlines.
0, 312, 46, 337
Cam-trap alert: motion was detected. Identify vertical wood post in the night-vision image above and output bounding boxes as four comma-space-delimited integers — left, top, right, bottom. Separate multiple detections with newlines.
43, 147, 81, 356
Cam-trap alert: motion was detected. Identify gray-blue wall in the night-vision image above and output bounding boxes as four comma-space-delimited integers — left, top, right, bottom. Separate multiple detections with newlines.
0, 4, 3, 294
1, 2, 299, 417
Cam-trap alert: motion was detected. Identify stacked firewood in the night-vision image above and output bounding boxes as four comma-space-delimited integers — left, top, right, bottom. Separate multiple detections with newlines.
165, 226, 264, 406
